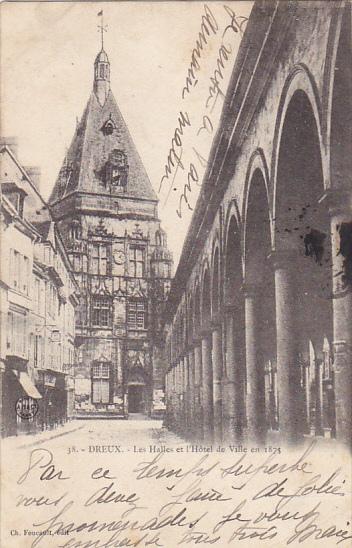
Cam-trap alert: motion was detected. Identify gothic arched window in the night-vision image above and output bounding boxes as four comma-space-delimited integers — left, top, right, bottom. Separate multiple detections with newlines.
155, 230, 162, 247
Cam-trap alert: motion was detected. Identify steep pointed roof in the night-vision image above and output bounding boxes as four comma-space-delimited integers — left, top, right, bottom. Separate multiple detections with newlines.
50, 80, 157, 204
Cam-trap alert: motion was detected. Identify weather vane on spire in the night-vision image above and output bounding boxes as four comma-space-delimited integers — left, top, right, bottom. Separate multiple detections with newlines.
97, 10, 107, 50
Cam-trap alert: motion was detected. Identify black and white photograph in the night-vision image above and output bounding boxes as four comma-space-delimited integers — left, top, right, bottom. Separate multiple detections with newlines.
1, 1, 351, 546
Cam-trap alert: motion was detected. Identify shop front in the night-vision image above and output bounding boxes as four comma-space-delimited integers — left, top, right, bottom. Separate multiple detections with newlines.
2, 356, 42, 437
37, 369, 68, 430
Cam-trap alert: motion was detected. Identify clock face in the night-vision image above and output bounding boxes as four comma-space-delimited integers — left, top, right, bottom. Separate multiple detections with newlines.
114, 250, 126, 265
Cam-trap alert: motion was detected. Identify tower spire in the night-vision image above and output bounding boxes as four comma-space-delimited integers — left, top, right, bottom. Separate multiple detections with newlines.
97, 10, 107, 50
94, 11, 110, 106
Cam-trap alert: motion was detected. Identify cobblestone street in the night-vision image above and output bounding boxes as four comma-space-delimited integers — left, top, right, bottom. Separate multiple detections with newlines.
2, 416, 184, 452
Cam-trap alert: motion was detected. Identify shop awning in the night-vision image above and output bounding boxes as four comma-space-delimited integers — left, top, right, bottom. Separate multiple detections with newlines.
12, 371, 42, 399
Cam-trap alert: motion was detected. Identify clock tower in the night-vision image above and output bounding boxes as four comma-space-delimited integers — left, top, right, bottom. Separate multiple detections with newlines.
49, 45, 172, 418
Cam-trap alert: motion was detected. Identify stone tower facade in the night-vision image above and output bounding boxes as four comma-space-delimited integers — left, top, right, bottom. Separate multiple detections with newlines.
49, 46, 172, 418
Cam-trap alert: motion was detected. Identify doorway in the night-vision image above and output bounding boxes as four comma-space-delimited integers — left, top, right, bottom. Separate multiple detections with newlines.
128, 385, 144, 413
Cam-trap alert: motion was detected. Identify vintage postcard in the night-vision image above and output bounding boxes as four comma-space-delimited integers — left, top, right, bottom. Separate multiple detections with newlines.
0, 1, 351, 547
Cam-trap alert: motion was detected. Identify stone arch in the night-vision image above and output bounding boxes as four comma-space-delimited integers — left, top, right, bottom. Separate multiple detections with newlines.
243, 163, 276, 440
273, 85, 333, 441
224, 199, 242, 263
274, 89, 329, 255
272, 63, 326, 205
223, 210, 243, 306
242, 149, 272, 278
323, 3, 352, 169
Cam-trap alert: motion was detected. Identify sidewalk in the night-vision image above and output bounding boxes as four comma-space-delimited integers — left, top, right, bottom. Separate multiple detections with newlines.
1, 420, 85, 451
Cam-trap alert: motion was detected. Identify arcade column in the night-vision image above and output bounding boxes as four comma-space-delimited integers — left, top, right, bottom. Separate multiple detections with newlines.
172, 365, 177, 430
182, 355, 189, 436
271, 250, 302, 444
243, 283, 266, 444
211, 323, 223, 442
201, 330, 213, 442
188, 349, 195, 437
175, 360, 180, 433
322, 189, 352, 446
223, 305, 245, 442
193, 342, 203, 440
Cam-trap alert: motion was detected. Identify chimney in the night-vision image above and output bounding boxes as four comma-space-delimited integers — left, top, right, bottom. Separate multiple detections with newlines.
0, 137, 19, 158
24, 166, 41, 191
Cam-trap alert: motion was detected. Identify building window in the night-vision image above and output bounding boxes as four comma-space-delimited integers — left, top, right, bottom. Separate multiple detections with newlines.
44, 245, 52, 265
10, 249, 28, 292
23, 256, 29, 294
127, 300, 146, 330
91, 295, 112, 327
70, 253, 81, 272
33, 335, 42, 367
34, 278, 40, 312
92, 362, 110, 404
7, 310, 27, 357
90, 243, 108, 275
70, 220, 81, 240
129, 246, 144, 278
47, 283, 58, 318
10, 249, 19, 289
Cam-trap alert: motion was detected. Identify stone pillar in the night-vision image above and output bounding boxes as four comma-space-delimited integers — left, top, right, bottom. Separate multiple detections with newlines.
212, 325, 223, 442
272, 250, 302, 444
322, 189, 352, 446
182, 356, 188, 436
178, 357, 183, 434
201, 332, 213, 442
243, 284, 266, 444
315, 359, 324, 437
175, 362, 180, 433
223, 307, 244, 442
184, 354, 191, 438
303, 363, 311, 434
188, 349, 195, 437
178, 359, 184, 435
194, 343, 203, 440
164, 371, 169, 427
271, 365, 279, 430
172, 366, 177, 430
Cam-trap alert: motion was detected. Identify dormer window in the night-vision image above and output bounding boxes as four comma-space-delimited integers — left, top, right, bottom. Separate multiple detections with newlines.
2, 182, 27, 218
106, 149, 128, 188
101, 116, 117, 136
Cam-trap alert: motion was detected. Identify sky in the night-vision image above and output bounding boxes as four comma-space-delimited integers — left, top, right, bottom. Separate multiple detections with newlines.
1, 1, 253, 266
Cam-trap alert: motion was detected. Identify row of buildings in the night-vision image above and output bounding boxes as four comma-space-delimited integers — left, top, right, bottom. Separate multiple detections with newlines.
163, 0, 352, 447
0, 140, 79, 436
1, 41, 173, 436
